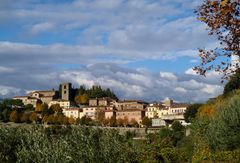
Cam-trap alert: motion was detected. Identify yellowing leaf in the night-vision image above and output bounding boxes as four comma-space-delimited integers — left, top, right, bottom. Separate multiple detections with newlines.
198, 17, 206, 21
220, 0, 228, 6
210, 1, 218, 6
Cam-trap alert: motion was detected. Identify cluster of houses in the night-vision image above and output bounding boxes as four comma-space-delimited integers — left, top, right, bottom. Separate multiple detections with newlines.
13, 82, 189, 127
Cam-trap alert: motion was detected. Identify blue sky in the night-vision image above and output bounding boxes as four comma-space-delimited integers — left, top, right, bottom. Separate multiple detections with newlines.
0, 0, 223, 102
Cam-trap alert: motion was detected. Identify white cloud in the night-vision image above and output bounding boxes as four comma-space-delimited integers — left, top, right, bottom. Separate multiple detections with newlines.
175, 87, 187, 93
0, 63, 223, 102
0, 85, 22, 97
0, 66, 15, 73
160, 72, 177, 81
0, 0, 224, 102
185, 68, 197, 76
190, 59, 198, 63
30, 22, 54, 35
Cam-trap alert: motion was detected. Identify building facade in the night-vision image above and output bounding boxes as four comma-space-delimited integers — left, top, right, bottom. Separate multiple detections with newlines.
152, 118, 166, 127
115, 100, 148, 110
60, 83, 72, 101
146, 104, 161, 118
82, 106, 97, 119
63, 108, 83, 119
13, 96, 40, 107
116, 109, 145, 124
48, 99, 71, 108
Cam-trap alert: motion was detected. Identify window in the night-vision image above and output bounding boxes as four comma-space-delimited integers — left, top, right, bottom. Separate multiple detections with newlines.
64, 91, 66, 94
64, 85, 66, 89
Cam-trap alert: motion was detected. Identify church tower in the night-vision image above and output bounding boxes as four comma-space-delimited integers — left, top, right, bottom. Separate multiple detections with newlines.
60, 83, 72, 101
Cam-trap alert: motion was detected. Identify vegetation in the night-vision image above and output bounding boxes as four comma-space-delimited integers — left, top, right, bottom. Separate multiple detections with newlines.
223, 69, 240, 95
75, 85, 118, 105
194, 0, 240, 80
184, 103, 202, 123
0, 126, 141, 163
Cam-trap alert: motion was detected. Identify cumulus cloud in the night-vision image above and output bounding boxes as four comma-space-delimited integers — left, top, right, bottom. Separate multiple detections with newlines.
0, 85, 23, 98
0, 63, 223, 102
30, 22, 54, 35
0, 66, 15, 73
0, 0, 224, 102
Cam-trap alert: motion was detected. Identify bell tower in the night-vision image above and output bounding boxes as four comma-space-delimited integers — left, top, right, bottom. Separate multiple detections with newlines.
60, 83, 72, 101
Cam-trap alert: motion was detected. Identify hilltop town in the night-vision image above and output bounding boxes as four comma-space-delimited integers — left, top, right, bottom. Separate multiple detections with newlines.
12, 82, 189, 127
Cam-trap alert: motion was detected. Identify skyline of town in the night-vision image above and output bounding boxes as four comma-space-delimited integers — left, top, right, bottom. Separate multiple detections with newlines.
12, 81, 189, 127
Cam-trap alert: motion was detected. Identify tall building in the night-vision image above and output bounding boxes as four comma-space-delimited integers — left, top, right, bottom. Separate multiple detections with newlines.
60, 83, 72, 101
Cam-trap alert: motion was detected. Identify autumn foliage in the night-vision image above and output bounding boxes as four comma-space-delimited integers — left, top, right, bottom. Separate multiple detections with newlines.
194, 0, 240, 80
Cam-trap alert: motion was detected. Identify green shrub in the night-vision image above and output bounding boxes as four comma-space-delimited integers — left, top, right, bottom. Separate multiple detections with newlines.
206, 94, 240, 151
0, 126, 142, 163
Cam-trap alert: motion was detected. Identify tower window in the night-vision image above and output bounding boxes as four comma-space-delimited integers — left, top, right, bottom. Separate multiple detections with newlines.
64, 91, 66, 94
64, 85, 66, 89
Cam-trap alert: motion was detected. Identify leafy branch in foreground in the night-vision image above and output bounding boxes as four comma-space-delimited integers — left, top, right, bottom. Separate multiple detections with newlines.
194, 0, 240, 81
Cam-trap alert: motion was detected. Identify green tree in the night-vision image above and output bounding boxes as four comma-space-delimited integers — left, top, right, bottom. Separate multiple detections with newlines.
142, 116, 152, 133
206, 94, 240, 150
3, 99, 23, 107
142, 116, 151, 127
41, 103, 52, 117
78, 85, 86, 95
223, 69, 240, 95
24, 104, 34, 111
184, 103, 203, 123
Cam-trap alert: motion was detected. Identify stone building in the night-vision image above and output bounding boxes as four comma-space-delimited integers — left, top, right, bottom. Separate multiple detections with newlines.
63, 108, 83, 119
116, 109, 145, 124
48, 99, 72, 108
28, 90, 59, 104
13, 96, 41, 107
89, 97, 116, 107
59, 83, 72, 101
146, 103, 163, 118
115, 100, 148, 110
82, 106, 97, 119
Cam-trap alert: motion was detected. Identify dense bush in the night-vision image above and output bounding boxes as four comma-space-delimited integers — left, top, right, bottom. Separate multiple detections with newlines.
0, 125, 191, 163
206, 94, 240, 151
0, 126, 141, 163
